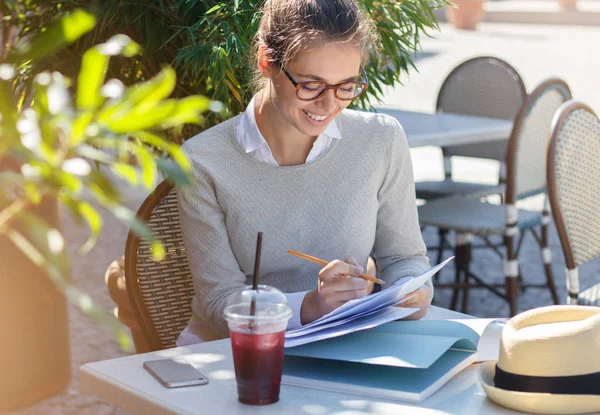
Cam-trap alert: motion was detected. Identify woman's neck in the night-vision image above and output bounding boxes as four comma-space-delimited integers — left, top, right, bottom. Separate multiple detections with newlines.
254, 91, 316, 166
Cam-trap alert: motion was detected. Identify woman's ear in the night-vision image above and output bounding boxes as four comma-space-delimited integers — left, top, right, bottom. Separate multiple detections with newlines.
257, 45, 274, 79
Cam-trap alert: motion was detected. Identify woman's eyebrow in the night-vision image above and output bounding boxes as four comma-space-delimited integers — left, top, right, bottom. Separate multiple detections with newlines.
296, 73, 360, 83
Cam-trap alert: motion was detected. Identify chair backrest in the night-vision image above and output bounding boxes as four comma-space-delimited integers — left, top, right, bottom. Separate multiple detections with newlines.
437, 56, 527, 163
505, 78, 571, 205
547, 101, 600, 298
125, 180, 194, 351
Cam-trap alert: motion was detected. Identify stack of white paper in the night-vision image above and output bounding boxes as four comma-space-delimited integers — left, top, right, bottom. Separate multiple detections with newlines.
285, 257, 454, 347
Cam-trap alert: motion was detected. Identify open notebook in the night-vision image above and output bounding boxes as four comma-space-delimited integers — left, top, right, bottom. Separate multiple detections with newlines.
285, 257, 454, 348
282, 318, 506, 403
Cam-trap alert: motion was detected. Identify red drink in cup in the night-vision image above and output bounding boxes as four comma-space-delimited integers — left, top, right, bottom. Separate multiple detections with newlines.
230, 329, 285, 404
225, 290, 291, 406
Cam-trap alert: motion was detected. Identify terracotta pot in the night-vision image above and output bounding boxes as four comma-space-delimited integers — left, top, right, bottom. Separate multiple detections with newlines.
0, 193, 71, 410
446, 0, 486, 30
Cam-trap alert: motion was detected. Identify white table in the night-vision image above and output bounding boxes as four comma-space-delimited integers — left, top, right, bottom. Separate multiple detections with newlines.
81, 306, 520, 415
375, 109, 513, 148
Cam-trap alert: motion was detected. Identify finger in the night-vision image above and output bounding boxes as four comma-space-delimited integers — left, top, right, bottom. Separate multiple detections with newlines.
397, 287, 429, 306
319, 276, 369, 295
319, 259, 363, 282
326, 287, 369, 303
344, 256, 359, 266
342, 257, 360, 278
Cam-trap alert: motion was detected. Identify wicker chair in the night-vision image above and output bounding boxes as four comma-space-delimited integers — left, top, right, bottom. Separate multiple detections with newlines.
417, 56, 527, 265
107, 180, 194, 352
418, 78, 572, 316
547, 100, 600, 306
416, 56, 526, 201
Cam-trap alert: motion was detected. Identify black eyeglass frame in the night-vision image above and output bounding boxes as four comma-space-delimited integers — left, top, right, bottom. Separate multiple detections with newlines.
280, 65, 369, 102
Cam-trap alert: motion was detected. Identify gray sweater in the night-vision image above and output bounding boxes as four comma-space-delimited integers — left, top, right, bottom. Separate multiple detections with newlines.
178, 109, 431, 339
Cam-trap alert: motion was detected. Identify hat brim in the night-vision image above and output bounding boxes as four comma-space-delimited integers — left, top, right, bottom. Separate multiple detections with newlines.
479, 361, 600, 415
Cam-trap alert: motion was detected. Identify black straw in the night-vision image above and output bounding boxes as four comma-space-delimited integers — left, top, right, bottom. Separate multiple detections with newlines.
249, 232, 263, 319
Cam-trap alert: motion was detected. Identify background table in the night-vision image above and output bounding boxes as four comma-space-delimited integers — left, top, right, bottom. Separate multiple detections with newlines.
375, 109, 513, 148
81, 306, 526, 415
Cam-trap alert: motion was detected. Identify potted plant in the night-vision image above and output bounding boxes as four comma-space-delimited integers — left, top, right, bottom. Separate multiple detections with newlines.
446, 0, 486, 30
0, 9, 218, 411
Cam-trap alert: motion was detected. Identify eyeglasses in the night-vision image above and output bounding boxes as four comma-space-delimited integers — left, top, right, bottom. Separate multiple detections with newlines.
280, 65, 369, 101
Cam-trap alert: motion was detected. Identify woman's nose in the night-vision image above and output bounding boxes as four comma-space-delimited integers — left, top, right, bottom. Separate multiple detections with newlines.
316, 89, 337, 112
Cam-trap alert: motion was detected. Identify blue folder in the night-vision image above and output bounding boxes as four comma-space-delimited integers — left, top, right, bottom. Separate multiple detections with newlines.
282, 320, 482, 403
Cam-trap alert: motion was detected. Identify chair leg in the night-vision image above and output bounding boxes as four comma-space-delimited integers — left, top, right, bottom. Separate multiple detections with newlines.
451, 233, 471, 311
541, 204, 560, 304
450, 255, 461, 311
435, 229, 448, 280
504, 234, 519, 317
461, 241, 472, 314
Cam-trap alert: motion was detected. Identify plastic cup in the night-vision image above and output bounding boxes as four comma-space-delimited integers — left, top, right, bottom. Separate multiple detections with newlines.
224, 287, 292, 405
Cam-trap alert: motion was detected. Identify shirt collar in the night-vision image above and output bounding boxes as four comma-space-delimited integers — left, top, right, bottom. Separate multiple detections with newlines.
236, 94, 342, 154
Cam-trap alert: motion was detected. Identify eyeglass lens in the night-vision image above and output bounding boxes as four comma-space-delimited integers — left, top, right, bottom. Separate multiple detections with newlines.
297, 82, 365, 100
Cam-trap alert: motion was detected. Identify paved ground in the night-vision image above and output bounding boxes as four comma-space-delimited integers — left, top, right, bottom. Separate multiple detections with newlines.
7, 21, 600, 414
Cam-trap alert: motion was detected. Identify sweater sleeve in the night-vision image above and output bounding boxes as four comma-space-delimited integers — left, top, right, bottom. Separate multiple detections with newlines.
374, 117, 433, 298
177, 145, 249, 338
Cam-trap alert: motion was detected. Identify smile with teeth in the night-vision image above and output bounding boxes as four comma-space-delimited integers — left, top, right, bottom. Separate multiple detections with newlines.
303, 110, 330, 121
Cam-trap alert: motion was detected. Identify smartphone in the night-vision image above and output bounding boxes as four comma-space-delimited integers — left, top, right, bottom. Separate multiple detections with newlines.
143, 358, 209, 388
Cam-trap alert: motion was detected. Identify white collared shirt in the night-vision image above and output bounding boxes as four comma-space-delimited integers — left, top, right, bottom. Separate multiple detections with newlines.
234, 94, 342, 165
176, 94, 342, 347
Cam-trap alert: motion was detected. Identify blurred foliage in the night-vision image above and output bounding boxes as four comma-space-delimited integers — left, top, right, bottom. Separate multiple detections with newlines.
0, 8, 220, 351
1, 0, 447, 143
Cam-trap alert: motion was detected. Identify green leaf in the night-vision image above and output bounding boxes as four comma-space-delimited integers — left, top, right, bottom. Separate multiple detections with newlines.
24, 182, 42, 204
121, 66, 176, 109
62, 286, 133, 352
76, 144, 116, 164
156, 157, 190, 186
77, 48, 109, 110
133, 131, 191, 172
77, 201, 102, 253
111, 163, 139, 186
86, 170, 121, 205
0, 77, 19, 156
71, 112, 95, 145
7, 9, 96, 65
158, 95, 212, 129
77, 35, 141, 111
133, 146, 157, 190
102, 100, 178, 133
205, 4, 224, 14
112, 206, 153, 240
62, 198, 103, 253
151, 241, 166, 262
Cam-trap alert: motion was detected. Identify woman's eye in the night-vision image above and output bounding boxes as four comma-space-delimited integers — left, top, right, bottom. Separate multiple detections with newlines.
302, 84, 321, 91
341, 83, 357, 92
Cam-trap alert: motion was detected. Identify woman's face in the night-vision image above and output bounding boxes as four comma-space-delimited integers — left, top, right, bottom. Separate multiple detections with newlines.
265, 42, 363, 138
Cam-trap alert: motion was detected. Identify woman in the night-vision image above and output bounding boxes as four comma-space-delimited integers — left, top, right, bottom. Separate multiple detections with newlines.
176, 0, 432, 345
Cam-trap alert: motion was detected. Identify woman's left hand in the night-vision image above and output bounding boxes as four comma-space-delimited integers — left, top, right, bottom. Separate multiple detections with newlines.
395, 286, 431, 320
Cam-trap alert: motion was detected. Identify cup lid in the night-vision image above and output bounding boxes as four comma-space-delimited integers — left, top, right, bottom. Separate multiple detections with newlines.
224, 285, 291, 322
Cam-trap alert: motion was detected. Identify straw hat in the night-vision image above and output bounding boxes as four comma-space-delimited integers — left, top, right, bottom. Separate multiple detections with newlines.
478, 305, 600, 414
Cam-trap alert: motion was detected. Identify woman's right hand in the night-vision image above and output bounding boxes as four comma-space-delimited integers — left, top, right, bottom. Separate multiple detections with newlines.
300, 257, 371, 325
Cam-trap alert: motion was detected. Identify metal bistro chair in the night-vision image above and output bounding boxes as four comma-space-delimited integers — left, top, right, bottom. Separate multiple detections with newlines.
116, 180, 194, 352
416, 56, 528, 265
418, 78, 572, 316
547, 100, 600, 306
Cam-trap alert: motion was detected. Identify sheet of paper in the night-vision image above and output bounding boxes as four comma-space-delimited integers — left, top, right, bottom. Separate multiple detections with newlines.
285, 307, 419, 348
445, 318, 506, 361
288, 257, 454, 336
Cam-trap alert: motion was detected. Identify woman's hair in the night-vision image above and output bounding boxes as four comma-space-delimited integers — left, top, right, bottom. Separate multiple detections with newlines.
251, 0, 378, 91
